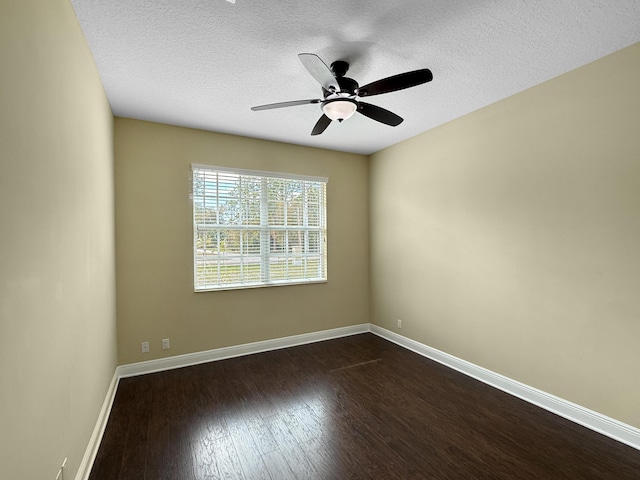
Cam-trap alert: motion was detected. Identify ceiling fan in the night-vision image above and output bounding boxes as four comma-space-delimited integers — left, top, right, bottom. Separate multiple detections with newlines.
251, 53, 433, 136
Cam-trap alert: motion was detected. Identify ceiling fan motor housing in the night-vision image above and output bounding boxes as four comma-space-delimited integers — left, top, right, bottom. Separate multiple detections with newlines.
323, 60, 359, 96
323, 76, 359, 98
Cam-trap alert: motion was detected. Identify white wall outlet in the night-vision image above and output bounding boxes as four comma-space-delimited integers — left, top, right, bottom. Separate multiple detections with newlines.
141, 341, 150, 353
162, 338, 170, 350
397, 318, 402, 329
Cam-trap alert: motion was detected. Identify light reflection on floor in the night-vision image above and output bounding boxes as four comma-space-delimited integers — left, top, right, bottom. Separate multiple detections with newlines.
190, 382, 337, 478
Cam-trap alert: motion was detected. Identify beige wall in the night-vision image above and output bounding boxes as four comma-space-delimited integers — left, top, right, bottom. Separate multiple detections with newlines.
0, 1, 117, 479
370, 43, 640, 428
114, 118, 369, 364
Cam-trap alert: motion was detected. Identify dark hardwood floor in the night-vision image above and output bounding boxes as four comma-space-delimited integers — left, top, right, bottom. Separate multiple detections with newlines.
89, 334, 640, 479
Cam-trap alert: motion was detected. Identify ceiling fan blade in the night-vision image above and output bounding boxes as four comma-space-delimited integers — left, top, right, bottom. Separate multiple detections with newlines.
311, 114, 332, 136
298, 53, 341, 93
358, 69, 433, 97
251, 99, 321, 111
357, 102, 404, 126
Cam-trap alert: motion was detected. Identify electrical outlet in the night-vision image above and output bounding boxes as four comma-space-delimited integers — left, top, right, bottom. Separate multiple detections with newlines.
141, 341, 149, 353
162, 338, 170, 350
397, 318, 402, 329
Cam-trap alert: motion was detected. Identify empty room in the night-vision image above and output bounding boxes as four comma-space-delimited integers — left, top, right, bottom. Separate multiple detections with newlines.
1, 1, 640, 479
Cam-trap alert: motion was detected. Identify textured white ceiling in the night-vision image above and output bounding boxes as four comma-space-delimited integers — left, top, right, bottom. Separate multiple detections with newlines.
70, 0, 640, 155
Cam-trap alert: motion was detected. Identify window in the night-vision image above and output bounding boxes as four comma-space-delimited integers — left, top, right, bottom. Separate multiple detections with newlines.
191, 165, 328, 291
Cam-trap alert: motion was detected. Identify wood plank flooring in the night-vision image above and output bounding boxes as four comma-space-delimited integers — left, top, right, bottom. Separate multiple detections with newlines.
89, 334, 640, 479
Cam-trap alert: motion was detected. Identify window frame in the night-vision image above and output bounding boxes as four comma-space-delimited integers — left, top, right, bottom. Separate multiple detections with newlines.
191, 164, 328, 292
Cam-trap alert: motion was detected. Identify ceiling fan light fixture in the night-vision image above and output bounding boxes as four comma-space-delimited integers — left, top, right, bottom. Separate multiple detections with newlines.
322, 99, 357, 122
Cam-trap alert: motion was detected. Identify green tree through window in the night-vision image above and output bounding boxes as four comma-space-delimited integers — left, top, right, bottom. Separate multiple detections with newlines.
192, 165, 327, 291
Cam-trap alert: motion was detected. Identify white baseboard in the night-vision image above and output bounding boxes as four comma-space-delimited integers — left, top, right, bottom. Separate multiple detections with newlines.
118, 323, 370, 378
75, 370, 120, 480
370, 324, 640, 451
81, 322, 640, 479
77, 324, 367, 478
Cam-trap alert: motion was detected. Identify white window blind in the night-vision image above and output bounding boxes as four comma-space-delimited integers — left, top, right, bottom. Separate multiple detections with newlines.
191, 165, 328, 291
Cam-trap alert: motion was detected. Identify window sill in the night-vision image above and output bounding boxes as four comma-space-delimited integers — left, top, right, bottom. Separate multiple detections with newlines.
194, 279, 327, 293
